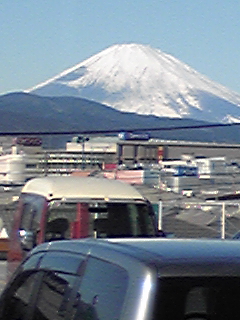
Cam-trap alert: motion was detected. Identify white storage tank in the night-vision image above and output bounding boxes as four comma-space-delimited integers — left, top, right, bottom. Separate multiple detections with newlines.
0, 154, 25, 185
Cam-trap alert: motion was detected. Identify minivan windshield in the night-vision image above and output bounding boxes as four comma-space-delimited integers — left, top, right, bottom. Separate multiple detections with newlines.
153, 277, 240, 320
46, 201, 156, 240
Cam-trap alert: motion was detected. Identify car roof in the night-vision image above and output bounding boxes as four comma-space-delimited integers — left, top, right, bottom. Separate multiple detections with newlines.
32, 238, 240, 277
21, 176, 145, 201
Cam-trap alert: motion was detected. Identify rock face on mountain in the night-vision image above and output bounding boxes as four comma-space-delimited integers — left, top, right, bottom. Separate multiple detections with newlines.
27, 43, 240, 123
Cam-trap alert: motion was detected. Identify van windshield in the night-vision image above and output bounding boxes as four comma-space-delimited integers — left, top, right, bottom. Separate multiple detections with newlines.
45, 201, 156, 241
153, 277, 240, 320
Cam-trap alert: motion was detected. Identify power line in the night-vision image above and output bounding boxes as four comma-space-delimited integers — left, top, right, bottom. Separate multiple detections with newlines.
0, 122, 240, 136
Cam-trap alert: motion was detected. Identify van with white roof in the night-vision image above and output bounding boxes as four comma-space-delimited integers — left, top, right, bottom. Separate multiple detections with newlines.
7, 176, 158, 277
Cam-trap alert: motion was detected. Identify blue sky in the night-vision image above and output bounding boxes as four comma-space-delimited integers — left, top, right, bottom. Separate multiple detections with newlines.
1, 0, 240, 95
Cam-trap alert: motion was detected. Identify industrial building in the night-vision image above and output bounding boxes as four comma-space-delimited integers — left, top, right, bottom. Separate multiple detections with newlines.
1, 135, 240, 186
117, 139, 240, 165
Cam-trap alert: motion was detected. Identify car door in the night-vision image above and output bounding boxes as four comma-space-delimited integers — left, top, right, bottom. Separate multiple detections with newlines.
0, 251, 45, 320
72, 256, 129, 320
1, 250, 87, 320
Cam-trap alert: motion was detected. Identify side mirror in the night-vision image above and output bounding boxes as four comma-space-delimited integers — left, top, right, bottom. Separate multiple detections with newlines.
19, 229, 35, 251
158, 229, 167, 237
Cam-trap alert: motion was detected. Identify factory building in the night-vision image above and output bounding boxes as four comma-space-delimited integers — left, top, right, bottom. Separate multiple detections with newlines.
1, 135, 240, 185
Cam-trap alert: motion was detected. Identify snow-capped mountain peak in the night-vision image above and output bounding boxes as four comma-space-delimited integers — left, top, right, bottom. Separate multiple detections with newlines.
26, 43, 240, 123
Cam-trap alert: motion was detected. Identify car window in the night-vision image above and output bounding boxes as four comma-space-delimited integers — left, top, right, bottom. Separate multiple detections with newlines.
90, 202, 156, 238
0, 271, 43, 320
73, 257, 128, 320
0, 263, 84, 320
107, 203, 156, 237
45, 202, 79, 241
20, 194, 45, 232
153, 277, 240, 320
22, 252, 44, 271
40, 251, 85, 274
33, 271, 80, 320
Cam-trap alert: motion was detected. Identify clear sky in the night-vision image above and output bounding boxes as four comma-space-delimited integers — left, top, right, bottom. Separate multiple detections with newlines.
1, 0, 240, 95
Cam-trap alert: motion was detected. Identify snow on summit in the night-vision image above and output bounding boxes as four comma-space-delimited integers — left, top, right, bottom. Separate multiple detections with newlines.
27, 43, 240, 123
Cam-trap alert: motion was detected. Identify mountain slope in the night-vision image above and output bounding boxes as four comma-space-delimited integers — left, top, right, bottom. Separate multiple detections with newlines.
1, 92, 240, 148
26, 43, 240, 123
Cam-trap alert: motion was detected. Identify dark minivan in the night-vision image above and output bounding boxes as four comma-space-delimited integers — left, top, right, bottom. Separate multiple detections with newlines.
1, 238, 240, 319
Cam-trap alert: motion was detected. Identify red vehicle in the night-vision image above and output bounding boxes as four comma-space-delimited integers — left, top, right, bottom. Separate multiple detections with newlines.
7, 176, 158, 278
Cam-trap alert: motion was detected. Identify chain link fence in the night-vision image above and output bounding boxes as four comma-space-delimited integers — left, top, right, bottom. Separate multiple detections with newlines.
152, 200, 240, 239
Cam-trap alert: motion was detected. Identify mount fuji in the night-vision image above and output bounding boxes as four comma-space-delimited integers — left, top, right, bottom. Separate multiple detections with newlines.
26, 43, 240, 124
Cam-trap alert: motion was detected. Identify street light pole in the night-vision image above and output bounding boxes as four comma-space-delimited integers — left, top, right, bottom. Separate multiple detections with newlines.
72, 136, 89, 170
82, 138, 85, 169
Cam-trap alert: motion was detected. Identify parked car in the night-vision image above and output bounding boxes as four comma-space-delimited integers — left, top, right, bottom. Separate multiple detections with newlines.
7, 175, 159, 278
1, 238, 240, 319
